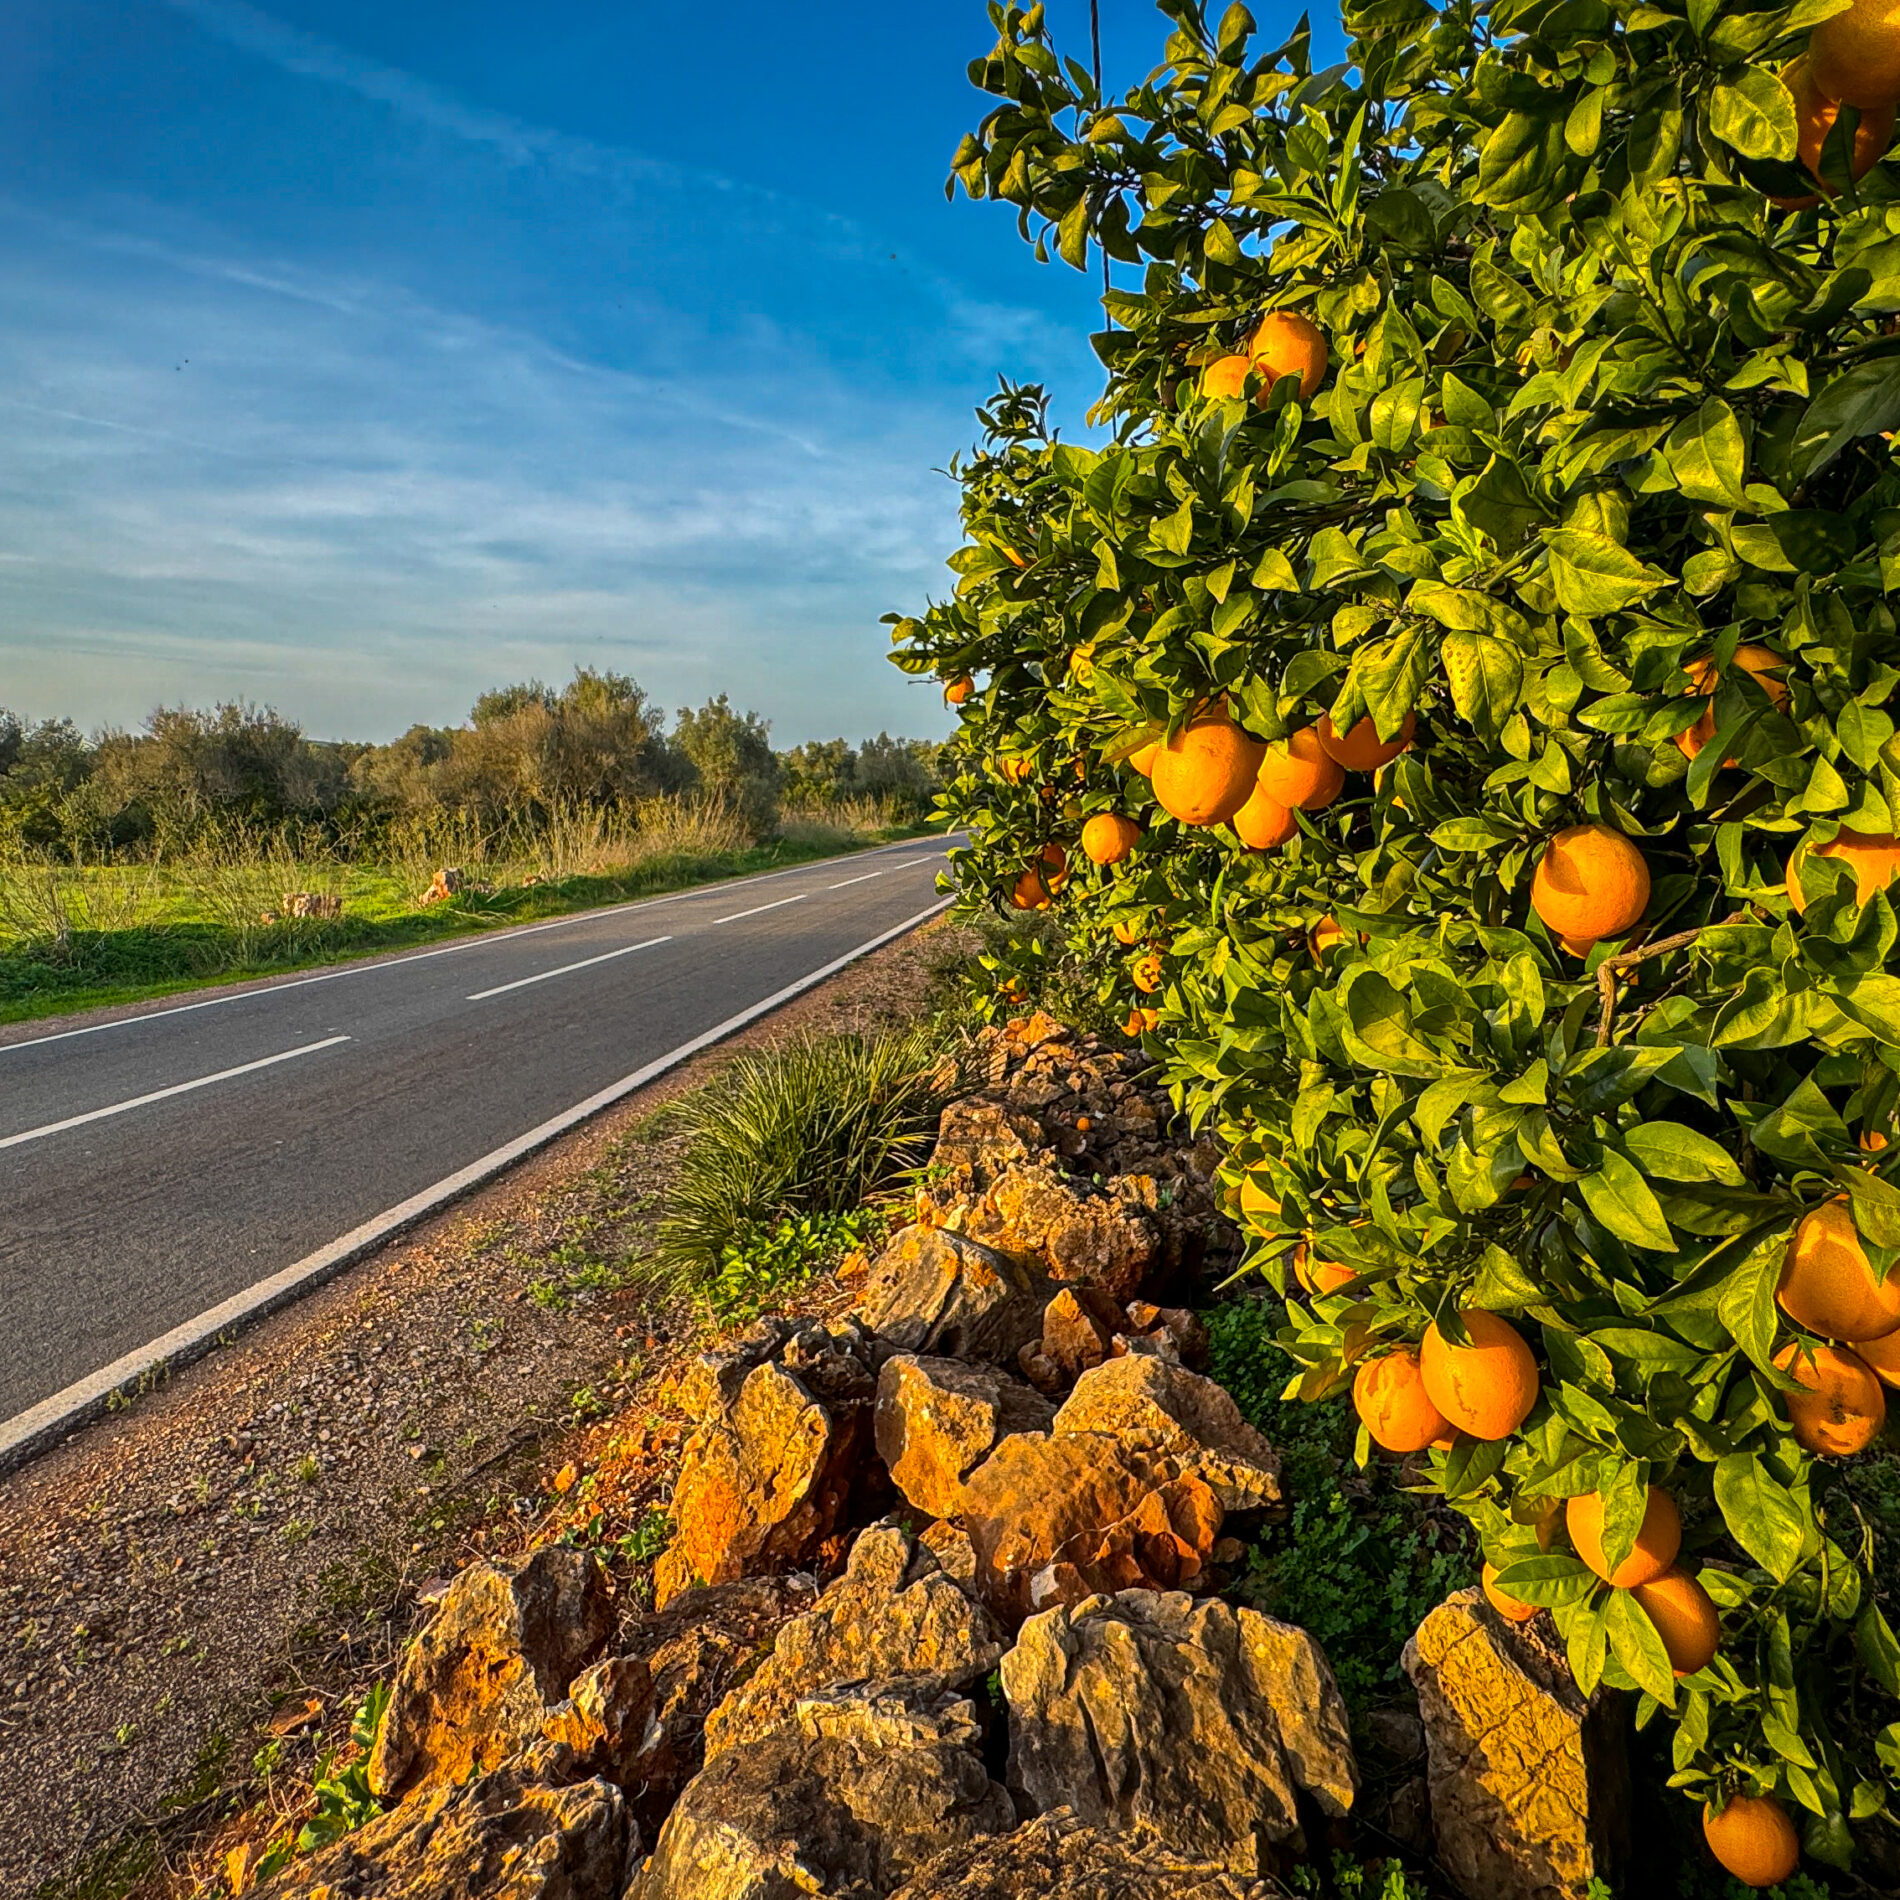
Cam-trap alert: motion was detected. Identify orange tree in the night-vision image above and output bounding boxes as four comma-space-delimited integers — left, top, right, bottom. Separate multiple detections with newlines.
889, 0, 1900, 1873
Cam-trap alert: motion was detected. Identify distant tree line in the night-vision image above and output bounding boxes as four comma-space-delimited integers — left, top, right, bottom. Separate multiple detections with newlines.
0, 669, 945, 857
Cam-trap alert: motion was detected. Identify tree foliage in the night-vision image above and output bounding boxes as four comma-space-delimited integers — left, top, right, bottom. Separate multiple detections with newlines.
891, 0, 1900, 1862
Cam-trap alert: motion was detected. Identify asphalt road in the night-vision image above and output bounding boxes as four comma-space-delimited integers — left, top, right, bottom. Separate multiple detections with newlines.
0, 837, 957, 1434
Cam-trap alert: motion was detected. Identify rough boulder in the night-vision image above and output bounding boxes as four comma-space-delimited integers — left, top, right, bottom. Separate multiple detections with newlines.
875, 1354, 1054, 1519
851, 1224, 1046, 1365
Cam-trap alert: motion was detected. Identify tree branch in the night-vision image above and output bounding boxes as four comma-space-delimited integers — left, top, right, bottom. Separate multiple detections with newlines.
1595, 913, 1747, 1047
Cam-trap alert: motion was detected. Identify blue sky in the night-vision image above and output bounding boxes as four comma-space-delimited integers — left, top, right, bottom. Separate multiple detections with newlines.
0, 1, 1254, 747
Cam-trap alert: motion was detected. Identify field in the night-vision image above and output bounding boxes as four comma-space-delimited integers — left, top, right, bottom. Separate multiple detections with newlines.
0, 796, 927, 1025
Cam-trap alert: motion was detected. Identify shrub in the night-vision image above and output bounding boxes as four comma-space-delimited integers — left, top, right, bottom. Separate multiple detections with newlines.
656, 1027, 965, 1277
894, 0, 1900, 1862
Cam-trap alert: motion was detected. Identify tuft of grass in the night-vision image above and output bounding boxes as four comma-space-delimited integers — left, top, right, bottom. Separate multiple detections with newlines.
656, 1026, 964, 1280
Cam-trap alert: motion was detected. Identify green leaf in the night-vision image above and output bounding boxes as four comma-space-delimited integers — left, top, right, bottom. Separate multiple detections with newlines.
1621, 1123, 1746, 1187
1790, 358, 1900, 481
1716, 1235, 1785, 1373
1545, 530, 1668, 617
1442, 630, 1525, 737
1492, 1553, 1598, 1605
1579, 1149, 1676, 1252
1665, 398, 1748, 508
1476, 109, 1566, 209
1708, 66, 1799, 162
1474, 1242, 1546, 1310
1343, 971, 1441, 1076
1606, 1584, 1678, 1705
1714, 1451, 1808, 1581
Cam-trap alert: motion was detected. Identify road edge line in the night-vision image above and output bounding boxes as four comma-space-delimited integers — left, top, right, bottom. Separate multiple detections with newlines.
0, 895, 953, 1479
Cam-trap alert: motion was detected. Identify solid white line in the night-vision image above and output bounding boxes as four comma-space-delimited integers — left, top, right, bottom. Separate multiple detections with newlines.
714, 893, 807, 926
0, 834, 961, 1058
828, 871, 883, 889
0, 895, 954, 1474
0, 1036, 352, 1152
466, 936, 671, 1002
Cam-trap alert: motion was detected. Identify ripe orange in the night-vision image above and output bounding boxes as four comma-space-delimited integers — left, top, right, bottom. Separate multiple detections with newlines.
1201, 353, 1253, 400
1780, 1199, 1900, 1341
1354, 1348, 1452, 1453
1150, 713, 1266, 825
1132, 952, 1165, 994
1768, 57, 1894, 208
1256, 727, 1345, 812
1232, 780, 1297, 850
1481, 1562, 1539, 1624
1001, 756, 1035, 784
1420, 1310, 1541, 1440
1309, 917, 1348, 957
1246, 310, 1329, 403
1112, 917, 1145, 946
1702, 1793, 1801, 1889
1295, 1250, 1356, 1297
1858, 1327, 1900, 1387
1566, 1486, 1681, 1588
1127, 740, 1160, 777
1317, 711, 1417, 772
1036, 843, 1069, 892
1237, 1176, 1279, 1232
1530, 825, 1650, 948
1081, 813, 1141, 866
1633, 1567, 1722, 1677
1673, 644, 1790, 761
1775, 1340, 1886, 1456
945, 675, 974, 706
1811, 0, 1900, 115
1008, 870, 1051, 911
1121, 1004, 1160, 1037
1786, 826, 1900, 912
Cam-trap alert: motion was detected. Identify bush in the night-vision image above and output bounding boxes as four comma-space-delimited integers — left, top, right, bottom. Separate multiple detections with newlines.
656, 1027, 966, 1278
894, 0, 1900, 1862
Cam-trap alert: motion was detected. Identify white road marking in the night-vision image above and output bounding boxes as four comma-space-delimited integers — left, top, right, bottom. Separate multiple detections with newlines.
0, 834, 961, 1058
466, 936, 671, 1001
890, 855, 939, 867
0, 1036, 352, 1152
714, 893, 808, 925
0, 896, 955, 1473
828, 871, 883, 889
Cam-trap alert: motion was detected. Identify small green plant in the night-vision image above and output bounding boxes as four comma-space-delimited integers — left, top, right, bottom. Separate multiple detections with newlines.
1293, 1851, 1431, 1900
703, 1207, 887, 1321
293, 1454, 320, 1485
656, 1026, 963, 1277
251, 1684, 389, 1882
616, 1507, 673, 1568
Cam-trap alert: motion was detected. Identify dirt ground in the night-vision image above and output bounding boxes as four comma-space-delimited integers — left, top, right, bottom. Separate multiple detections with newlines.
0, 918, 974, 1900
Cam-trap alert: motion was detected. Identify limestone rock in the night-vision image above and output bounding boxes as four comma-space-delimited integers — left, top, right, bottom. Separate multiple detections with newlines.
654, 1356, 867, 1608
852, 1224, 1046, 1364
1122, 1302, 1211, 1367
887, 1807, 1268, 1900
1002, 1589, 1355, 1872
369, 1548, 613, 1800
258, 1760, 629, 1900
1402, 1586, 1630, 1900
703, 1522, 1004, 1759
876, 1354, 1053, 1518
958, 1432, 1223, 1624
1031, 1287, 1126, 1387
984, 1163, 1159, 1302
1052, 1356, 1282, 1514
918, 1518, 979, 1589
632, 1686, 1013, 1900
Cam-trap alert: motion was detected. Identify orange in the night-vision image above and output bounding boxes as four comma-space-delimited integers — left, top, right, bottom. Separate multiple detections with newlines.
1127, 740, 1160, 777
1232, 779, 1297, 850
1565, 1486, 1681, 1588
1295, 1250, 1356, 1296
1530, 825, 1650, 948
1246, 310, 1329, 403
1420, 1310, 1540, 1441
1132, 952, 1165, 994
1811, 0, 1900, 115
1858, 1327, 1900, 1386
1008, 869, 1052, 911
1151, 713, 1267, 825
1786, 826, 1900, 912
1201, 353, 1253, 400
1702, 1793, 1801, 1889
944, 675, 974, 706
1111, 917, 1145, 946
1768, 57, 1894, 208
1121, 1004, 1159, 1036
1780, 1199, 1900, 1340
1309, 917, 1348, 956
1001, 756, 1035, 784
1633, 1567, 1722, 1677
1775, 1340, 1886, 1456
1256, 728, 1345, 812
1036, 843, 1069, 893
1317, 711, 1416, 772
1237, 1176, 1280, 1232
1081, 813, 1141, 866
1672, 644, 1790, 761
1481, 1561, 1539, 1624
1354, 1348, 1452, 1453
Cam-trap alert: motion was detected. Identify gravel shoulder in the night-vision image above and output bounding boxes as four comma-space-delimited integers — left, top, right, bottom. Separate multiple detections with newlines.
0, 917, 974, 1900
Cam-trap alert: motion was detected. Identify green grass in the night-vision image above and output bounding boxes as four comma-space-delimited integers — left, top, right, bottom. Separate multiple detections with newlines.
0, 830, 928, 1025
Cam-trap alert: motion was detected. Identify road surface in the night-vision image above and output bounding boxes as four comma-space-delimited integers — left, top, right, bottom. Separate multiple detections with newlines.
0, 837, 957, 1446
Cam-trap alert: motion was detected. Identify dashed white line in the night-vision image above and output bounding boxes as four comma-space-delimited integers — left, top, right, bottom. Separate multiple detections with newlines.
467, 937, 671, 1001
0, 1036, 353, 1152
714, 893, 808, 925
828, 871, 884, 890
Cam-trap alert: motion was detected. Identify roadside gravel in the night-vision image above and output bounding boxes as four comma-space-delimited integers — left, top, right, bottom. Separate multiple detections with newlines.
0, 917, 972, 1900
